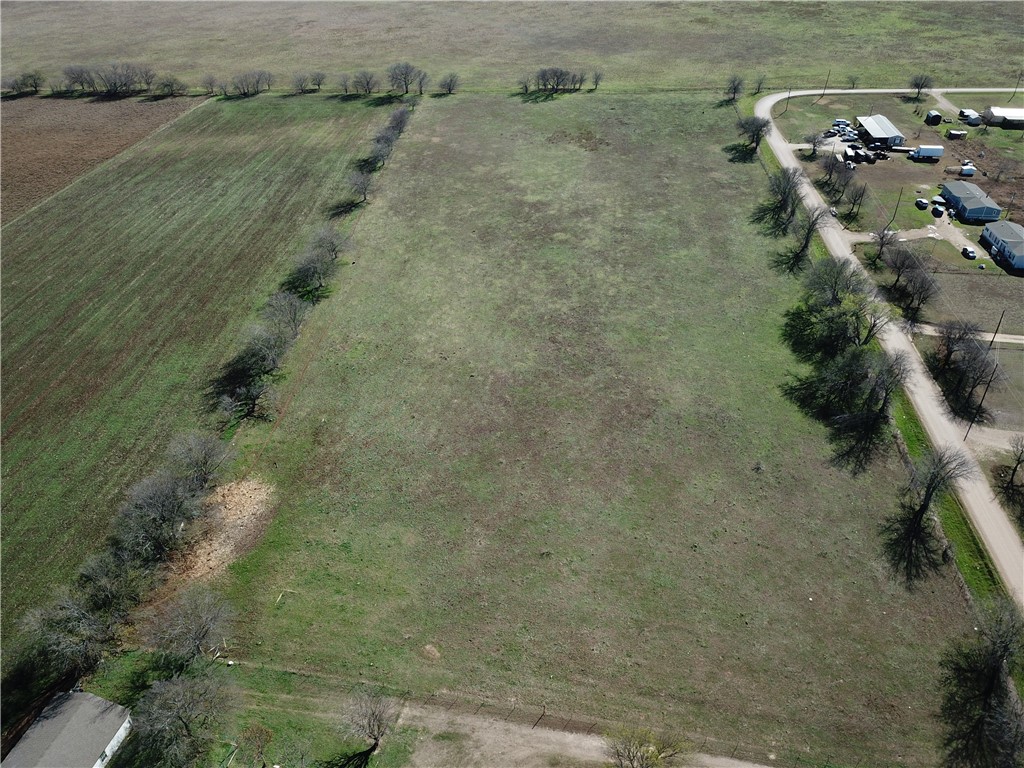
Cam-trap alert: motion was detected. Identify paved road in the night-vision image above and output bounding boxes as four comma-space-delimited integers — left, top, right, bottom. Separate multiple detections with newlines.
755, 88, 1024, 609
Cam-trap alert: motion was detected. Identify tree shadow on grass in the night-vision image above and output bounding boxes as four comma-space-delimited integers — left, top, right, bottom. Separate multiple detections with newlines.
514, 90, 556, 104
723, 142, 756, 163
324, 199, 363, 220
429, 92, 452, 99
352, 156, 379, 174
329, 93, 364, 103
365, 93, 404, 107
315, 747, 375, 768
770, 245, 810, 275
993, 467, 1024, 526
0, 91, 36, 101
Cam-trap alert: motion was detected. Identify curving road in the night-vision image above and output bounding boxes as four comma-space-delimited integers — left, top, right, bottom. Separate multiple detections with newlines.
755, 88, 1024, 609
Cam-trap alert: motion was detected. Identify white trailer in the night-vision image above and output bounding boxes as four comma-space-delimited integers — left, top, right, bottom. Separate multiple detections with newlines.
909, 145, 944, 161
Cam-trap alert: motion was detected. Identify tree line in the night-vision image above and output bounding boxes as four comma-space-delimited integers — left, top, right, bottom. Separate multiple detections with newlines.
749, 151, 1020, 768
4, 61, 462, 100
516, 67, 603, 95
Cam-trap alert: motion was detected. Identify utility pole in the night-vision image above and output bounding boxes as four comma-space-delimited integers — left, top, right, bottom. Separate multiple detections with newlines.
817, 69, 831, 102
988, 309, 1005, 349
783, 86, 792, 115
886, 187, 904, 229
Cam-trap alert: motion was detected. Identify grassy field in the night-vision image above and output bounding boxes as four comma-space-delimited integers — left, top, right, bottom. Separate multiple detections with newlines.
215, 92, 973, 766
3, 2, 1024, 92
0, 94, 390, 649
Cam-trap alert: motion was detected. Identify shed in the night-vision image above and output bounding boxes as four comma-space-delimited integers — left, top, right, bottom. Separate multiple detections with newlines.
939, 181, 1002, 223
855, 114, 906, 146
1, 693, 131, 768
947, 129, 967, 140
925, 110, 942, 126
981, 220, 1024, 271
983, 106, 1024, 128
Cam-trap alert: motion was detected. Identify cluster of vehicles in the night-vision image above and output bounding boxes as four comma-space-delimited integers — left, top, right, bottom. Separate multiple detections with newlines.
822, 119, 890, 167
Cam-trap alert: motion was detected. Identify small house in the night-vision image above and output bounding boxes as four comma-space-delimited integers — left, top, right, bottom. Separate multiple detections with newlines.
855, 114, 906, 147
982, 106, 1024, 129
939, 181, 1002, 223
925, 110, 942, 126
981, 220, 1024, 272
1, 692, 131, 768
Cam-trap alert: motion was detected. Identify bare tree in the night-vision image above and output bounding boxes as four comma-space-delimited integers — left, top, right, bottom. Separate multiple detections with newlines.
883, 446, 973, 585
909, 73, 934, 99
166, 432, 231, 493
416, 71, 430, 95
77, 549, 150, 619
293, 245, 338, 296
790, 206, 831, 270
262, 291, 310, 342
347, 688, 398, 752
138, 64, 157, 92
844, 182, 868, 217
438, 72, 460, 94
5, 70, 46, 94
1008, 435, 1024, 486
291, 73, 310, 94
753, 73, 767, 95
350, 171, 372, 202
200, 74, 217, 95
901, 267, 939, 316
884, 244, 921, 288
868, 227, 899, 269
737, 115, 773, 150
63, 64, 97, 94
606, 727, 688, 768
804, 257, 868, 309
935, 320, 981, 370
113, 472, 201, 566
517, 75, 531, 95
20, 592, 110, 674
353, 70, 379, 95
820, 152, 842, 184
591, 71, 604, 90
311, 71, 326, 91
338, 73, 351, 94
753, 166, 802, 234
238, 723, 273, 768
387, 62, 422, 95
133, 673, 235, 768
939, 600, 1024, 768
725, 73, 744, 102
144, 587, 234, 671
157, 76, 189, 97
847, 74, 860, 89
804, 132, 825, 158
310, 224, 348, 261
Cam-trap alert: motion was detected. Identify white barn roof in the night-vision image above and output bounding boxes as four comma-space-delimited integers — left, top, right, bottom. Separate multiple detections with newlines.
985, 107, 1024, 120
856, 114, 905, 140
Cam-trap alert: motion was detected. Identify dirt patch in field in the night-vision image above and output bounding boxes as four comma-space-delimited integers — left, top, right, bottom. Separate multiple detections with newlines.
0, 95, 199, 221
170, 478, 275, 584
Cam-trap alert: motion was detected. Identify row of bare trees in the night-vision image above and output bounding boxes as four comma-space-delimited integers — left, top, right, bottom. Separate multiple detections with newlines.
338, 65, 460, 97
517, 68, 603, 95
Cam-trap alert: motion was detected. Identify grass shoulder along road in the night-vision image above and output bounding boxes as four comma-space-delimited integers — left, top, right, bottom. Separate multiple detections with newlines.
220, 92, 973, 766
0, 93, 392, 652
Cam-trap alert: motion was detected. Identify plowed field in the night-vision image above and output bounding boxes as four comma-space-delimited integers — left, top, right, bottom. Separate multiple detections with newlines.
1, 95, 198, 221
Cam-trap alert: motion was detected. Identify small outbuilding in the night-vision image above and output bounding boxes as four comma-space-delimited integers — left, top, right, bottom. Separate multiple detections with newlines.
947, 129, 967, 140
1, 692, 132, 768
939, 181, 1002, 223
982, 106, 1024, 128
925, 110, 942, 126
981, 220, 1024, 272
856, 114, 906, 146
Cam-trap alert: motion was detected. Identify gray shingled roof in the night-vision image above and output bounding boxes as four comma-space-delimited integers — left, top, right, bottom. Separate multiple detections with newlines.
985, 220, 1024, 257
1, 692, 130, 768
940, 181, 1001, 215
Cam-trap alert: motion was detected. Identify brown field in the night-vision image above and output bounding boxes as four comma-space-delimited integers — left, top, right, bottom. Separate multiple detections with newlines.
1, 95, 199, 220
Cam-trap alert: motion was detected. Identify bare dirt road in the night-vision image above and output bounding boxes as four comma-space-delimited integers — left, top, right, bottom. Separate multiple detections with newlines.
399, 702, 772, 768
755, 88, 1024, 609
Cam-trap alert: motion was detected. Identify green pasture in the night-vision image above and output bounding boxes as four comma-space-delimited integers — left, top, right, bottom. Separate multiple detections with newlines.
2, 2, 1023, 92
0, 94, 388, 649
221, 92, 972, 765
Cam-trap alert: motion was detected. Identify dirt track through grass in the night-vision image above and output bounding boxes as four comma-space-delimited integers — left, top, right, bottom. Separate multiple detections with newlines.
0, 94, 387, 648
224, 93, 971, 765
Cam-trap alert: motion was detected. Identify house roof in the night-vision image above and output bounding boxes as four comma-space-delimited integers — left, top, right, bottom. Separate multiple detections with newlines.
985, 107, 1024, 121
856, 114, 905, 140
985, 220, 1024, 257
1, 693, 130, 768
940, 181, 1001, 214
